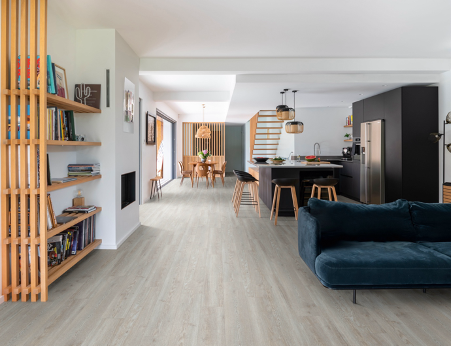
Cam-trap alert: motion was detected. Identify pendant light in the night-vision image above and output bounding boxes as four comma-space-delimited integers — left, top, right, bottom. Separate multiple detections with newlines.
276, 88, 295, 120
276, 91, 286, 112
285, 90, 304, 134
195, 104, 211, 139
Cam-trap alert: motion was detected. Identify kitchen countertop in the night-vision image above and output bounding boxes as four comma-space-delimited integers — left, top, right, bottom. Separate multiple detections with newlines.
248, 160, 343, 169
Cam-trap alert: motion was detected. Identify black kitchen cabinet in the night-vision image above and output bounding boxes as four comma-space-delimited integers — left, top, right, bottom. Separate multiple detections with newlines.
363, 93, 385, 122
338, 161, 360, 201
352, 100, 364, 138
356, 86, 438, 203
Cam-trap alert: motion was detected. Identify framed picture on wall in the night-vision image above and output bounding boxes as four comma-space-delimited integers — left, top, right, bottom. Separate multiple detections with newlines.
146, 112, 156, 145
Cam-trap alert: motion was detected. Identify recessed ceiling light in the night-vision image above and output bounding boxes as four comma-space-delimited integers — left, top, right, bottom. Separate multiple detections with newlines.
382, 84, 387, 86
359, 93, 363, 95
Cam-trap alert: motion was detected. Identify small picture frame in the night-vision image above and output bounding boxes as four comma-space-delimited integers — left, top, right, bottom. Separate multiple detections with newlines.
54, 64, 68, 99
146, 112, 156, 145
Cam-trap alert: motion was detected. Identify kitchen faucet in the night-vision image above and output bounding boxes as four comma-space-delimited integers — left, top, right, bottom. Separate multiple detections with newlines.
288, 151, 293, 161
314, 143, 321, 157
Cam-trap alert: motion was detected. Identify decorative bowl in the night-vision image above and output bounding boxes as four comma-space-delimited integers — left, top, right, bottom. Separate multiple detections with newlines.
254, 157, 269, 163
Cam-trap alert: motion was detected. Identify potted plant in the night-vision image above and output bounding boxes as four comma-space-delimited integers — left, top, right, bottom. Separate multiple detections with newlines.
198, 149, 211, 163
344, 133, 352, 140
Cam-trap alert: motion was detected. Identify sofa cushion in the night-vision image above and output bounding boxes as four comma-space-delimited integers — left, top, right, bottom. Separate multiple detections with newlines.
418, 242, 451, 257
308, 199, 416, 242
410, 202, 451, 241
315, 241, 451, 288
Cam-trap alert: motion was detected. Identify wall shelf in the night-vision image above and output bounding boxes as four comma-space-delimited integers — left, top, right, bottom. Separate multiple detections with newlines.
4, 89, 101, 113
46, 175, 102, 192
45, 207, 102, 240
344, 139, 353, 142
344, 125, 353, 128
45, 140, 101, 146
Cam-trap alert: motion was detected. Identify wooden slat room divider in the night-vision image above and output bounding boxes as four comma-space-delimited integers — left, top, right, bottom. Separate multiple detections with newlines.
182, 122, 225, 172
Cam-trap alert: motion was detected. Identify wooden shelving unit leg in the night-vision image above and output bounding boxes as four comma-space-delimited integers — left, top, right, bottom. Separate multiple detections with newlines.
1, 0, 102, 302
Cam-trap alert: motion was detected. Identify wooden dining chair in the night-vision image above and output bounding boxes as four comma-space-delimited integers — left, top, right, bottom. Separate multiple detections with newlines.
196, 162, 210, 188
211, 161, 227, 186
150, 159, 164, 199
178, 161, 193, 187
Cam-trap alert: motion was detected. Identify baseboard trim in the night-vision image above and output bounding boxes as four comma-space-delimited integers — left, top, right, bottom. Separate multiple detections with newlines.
116, 222, 141, 249
97, 243, 118, 250
0, 295, 4, 305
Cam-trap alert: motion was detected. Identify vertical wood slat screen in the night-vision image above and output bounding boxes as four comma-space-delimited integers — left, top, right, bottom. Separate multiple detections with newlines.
182, 122, 225, 172
1, 0, 48, 302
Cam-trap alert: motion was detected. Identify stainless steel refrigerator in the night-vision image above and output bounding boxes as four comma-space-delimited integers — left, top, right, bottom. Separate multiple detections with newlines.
360, 120, 385, 204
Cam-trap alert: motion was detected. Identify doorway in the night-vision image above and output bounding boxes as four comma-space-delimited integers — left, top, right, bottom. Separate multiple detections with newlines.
156, 109, 176, 186
225, 125, 244, 172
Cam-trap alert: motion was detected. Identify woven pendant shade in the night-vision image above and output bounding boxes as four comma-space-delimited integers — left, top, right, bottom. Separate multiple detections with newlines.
195, 104, 211, 139
285, 90, 303, 134
276, 106, 295, 121
285, 121, 304, 134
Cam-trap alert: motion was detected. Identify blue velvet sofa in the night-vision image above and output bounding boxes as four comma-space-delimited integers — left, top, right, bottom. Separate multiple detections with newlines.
298, 198, 451, 303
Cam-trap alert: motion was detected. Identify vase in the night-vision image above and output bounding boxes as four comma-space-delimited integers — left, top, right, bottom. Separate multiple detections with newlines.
201, 158, 206, 163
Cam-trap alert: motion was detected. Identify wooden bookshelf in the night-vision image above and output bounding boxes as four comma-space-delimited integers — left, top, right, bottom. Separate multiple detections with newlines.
3, 89, 101, 113
46, 175, 101, 192
4, 140, 101, 146
41, 239, 102, 290
45, 207, 102, 241
1, 0, 102, 302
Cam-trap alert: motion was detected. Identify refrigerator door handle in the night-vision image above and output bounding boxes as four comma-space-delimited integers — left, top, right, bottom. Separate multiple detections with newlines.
364, 123, 370, 204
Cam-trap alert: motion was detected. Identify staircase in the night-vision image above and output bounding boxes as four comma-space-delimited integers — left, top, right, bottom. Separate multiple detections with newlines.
250, 110, 283, 159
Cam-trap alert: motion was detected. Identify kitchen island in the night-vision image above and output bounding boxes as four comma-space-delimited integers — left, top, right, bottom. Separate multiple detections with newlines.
249, 161, 343, 216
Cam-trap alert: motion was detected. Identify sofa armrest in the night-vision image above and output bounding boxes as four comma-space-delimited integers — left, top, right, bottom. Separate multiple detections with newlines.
298, 207, 321, 275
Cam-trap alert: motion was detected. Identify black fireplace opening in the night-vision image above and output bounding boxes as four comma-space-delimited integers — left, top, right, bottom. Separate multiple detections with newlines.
121, 171, 136, 209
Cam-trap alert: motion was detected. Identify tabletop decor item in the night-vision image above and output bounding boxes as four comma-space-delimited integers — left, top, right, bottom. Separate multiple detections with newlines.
75, 84, 101, 109
254, 157, 268, 163
198, 149, 211, 163
344, 133, 352, 140
271, 156, 285, 164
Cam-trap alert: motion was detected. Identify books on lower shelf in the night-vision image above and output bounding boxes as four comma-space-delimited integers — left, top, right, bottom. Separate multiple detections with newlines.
47, 214, 96, 268
67, 164, 100, 176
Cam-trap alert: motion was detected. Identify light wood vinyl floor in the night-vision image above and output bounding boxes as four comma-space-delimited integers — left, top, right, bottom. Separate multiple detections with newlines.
2, 177, 451, 345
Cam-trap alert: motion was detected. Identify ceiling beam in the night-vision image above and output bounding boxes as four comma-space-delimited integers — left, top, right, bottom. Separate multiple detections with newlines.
140, 58, 451, 75
153, 91, 230, 102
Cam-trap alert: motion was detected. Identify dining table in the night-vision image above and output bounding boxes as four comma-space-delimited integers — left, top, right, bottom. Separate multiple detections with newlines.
188, 161, 218, 187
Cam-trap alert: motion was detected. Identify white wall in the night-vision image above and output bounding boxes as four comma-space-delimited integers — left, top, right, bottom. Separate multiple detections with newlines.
114, 32, 141, 247
139, 82, 179, 203
75, 29, 117, 249
293, 107, 351, 157
439, 70, 451, 200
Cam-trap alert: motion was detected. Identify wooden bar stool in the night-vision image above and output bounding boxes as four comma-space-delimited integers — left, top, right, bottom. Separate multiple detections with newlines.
311, 178, 338, 201
232, 170, 260, 217
270, 178, 299, 225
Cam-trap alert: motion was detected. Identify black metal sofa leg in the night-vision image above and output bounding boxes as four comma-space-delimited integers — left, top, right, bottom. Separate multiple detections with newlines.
423, 289, 427, 293
353, 290, 356, 304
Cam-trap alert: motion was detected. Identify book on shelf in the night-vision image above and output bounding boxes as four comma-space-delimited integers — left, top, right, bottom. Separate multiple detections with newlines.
63, 205, 97, 213
67, 163, 100, 176
18, 55, 42, 90
51, 177, 77, 184
46, 215, 96, 268
7, 104, 30, 139
46, 107, 76, 141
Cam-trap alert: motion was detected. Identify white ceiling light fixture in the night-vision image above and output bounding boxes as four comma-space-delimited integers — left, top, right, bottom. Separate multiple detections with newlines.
195, 104, 211, 139
285, 90, 304, 134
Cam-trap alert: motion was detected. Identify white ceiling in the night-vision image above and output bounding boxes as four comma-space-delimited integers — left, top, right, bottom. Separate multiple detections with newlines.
51, 0, 451, 122
52, 0, 451, 59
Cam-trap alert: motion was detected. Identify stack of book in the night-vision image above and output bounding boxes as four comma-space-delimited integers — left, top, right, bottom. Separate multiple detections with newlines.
64, 205, 97, 213
345, 115, 353, 126
67, 164, 100, 177
51, 177, 77, 184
